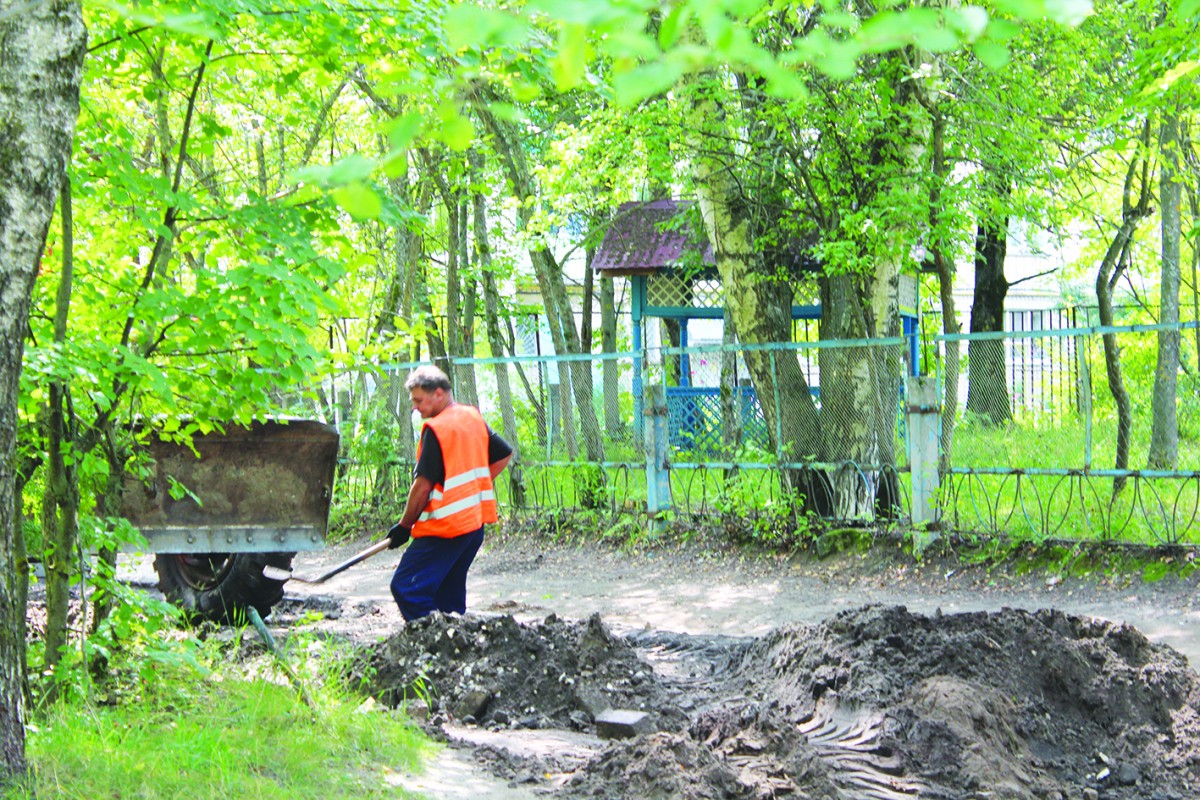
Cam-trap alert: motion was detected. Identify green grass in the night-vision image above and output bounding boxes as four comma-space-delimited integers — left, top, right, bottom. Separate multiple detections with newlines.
8, 663, 432, 800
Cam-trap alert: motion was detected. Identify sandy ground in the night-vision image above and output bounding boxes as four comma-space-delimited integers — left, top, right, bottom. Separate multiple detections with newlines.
121, 534, 1200, 799
268, 535, 1200, 666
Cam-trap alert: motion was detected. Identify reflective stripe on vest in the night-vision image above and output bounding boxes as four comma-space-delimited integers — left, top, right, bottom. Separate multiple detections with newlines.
412, 405, 499, 539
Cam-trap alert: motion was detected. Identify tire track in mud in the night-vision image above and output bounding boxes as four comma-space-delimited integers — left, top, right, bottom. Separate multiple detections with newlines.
632, 630, 933, 798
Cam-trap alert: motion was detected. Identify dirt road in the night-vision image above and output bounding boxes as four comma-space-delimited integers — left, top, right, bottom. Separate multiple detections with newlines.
281, 535, 1200, 667
128, 535, 1200, 799
270, 535, 1200, 800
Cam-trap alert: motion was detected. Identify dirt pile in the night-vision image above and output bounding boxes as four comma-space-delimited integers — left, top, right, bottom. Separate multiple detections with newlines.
362, 605, 1200, 799
365, 612, 690, 733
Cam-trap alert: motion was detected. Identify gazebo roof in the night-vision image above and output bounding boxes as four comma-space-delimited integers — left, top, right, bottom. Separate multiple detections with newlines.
592, 199, 820, 278
591, 200, 712, 276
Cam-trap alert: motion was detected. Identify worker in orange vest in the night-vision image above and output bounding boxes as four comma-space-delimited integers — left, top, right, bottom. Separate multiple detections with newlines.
387, 365, 513, 621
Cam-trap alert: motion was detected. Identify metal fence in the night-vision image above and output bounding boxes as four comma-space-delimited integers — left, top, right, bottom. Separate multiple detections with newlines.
331, 319, 1200, 546
936, 320, 1200, 544
333, 337, 911, 533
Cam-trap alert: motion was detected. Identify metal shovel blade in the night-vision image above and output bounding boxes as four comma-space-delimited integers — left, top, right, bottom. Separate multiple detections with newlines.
263, 539, 392, 585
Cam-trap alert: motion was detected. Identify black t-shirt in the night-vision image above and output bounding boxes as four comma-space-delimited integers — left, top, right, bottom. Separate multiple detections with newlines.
414, 422, 513, 486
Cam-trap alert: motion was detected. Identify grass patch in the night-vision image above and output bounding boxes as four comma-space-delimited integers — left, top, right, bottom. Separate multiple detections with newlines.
9, 660, 431, 800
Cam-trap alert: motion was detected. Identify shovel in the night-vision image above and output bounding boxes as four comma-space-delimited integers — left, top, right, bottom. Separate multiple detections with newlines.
262, 538, 392, 585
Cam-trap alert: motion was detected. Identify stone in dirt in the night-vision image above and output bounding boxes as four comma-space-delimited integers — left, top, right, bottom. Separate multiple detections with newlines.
594, 709, 652, 739
359, 604, 1200, 800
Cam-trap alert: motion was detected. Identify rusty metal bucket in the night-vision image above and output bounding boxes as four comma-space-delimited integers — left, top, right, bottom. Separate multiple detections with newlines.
120, 419, 339, 554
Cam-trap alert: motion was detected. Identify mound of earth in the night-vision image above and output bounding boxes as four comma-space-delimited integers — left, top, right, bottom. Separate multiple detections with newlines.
361, 605, 1200, 799
365, 611, 691, 733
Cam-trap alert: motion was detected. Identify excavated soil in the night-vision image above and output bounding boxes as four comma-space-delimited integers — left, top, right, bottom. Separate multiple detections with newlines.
117, 535, 1200, 798
357, 604, 1200, 799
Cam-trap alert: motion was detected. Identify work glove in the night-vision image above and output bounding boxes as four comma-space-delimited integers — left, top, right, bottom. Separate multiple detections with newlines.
386, 522, 412, 549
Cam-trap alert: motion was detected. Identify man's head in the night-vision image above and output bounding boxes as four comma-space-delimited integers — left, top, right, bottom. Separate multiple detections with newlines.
405, 365, 453, 419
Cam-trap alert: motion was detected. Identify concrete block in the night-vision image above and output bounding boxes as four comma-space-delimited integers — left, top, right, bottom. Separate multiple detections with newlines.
595, 708, 652, 739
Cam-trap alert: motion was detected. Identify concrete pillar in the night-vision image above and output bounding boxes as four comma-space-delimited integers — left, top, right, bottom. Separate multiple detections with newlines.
644, 384, 672, 524
906, 376, 940, 551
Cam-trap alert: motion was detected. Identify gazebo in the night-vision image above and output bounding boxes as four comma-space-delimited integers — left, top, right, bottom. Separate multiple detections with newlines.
591, 199, 920, 450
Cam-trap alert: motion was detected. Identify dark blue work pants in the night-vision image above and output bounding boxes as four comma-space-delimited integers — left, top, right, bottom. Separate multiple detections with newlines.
390, 527, 485, 621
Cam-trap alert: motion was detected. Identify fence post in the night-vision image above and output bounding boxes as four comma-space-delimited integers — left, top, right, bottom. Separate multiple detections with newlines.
1077, 334, 1092, 470
906, 376, 940, 550
644, 384, 672, 527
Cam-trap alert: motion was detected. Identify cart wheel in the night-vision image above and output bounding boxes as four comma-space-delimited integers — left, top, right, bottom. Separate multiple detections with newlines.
154, 551, 294, 623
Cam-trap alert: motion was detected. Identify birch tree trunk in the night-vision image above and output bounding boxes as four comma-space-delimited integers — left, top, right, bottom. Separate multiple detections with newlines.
817, 53, 924, 519
1150, 108, 1182, 469
681, 76, 821, 472
0, 0, 86, 780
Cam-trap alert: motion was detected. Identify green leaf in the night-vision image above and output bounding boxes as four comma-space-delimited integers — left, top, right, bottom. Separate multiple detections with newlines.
92, 0, 224, 39
953, 6, 990, 38
988, 18, 1021, 41
596, 27, 662, 61
698, 7, 735, 50
1044, 0, 1094, 25
526, 0, 622, 25
512, 81, 542, 102
821, 11, 860, 31
914, 24, 961, 52
552, 24, 589, 91
612, 60, 686, 106
1141, 60, 1200, 95
1176, 0, 1200, 20
790, 32, 862, 80
857, 10, 919, 51
658, 4, 689, 49
384, 111, 424, 152
762, 62, 809, 100
436, 105, 476, 151
992, 0, 1043, 20
293, 154, 375, 187
331, 183, 383, 221
972, 40, 1011, 70
442, 6, 530, 50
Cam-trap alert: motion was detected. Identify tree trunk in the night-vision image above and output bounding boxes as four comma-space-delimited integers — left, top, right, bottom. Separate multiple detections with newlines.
470, 150, 526, 506
1097, 131, 1152, 496
817, 53, 923, 519
0, 0, 86, 781
966, 175, 1012, 426
371, 159, 418, 499
411, 186, 448, 367
457, 200, 479, 408
90, 426, 126, 633
720, 308, 741, 455
1150, 109, 1182, 469
474, 102, 605, 462
919, 105, 961, 477
681, 76, 820, 470
600, 274, 624, 440
819, 274, 900, 519
42, 180, 81, 693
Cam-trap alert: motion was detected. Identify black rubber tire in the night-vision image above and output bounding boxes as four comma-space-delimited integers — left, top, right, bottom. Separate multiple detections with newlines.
154, 551, 294, 623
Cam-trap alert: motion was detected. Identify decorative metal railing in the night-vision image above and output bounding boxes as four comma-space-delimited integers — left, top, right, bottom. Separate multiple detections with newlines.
331, 319, 1200, 546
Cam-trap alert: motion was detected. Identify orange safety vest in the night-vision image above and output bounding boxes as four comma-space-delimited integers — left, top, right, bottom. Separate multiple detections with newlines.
411, 404, 498, 538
